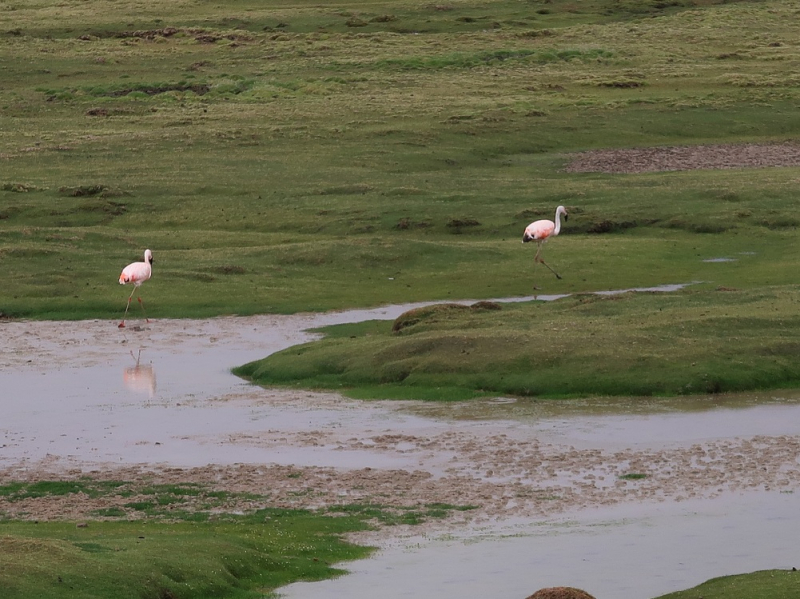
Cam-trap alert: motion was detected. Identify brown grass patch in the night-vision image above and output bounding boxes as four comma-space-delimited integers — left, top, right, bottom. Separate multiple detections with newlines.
564, 142, 800, 174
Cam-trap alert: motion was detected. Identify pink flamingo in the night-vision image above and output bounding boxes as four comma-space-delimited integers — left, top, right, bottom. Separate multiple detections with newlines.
522, 205, 568, 286
118, 249, 153, 328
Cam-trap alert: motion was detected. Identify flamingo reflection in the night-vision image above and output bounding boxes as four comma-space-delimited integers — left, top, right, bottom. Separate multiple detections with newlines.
123, 349, 156, 398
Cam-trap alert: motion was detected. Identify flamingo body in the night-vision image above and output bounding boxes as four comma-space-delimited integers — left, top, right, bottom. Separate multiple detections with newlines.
523, 205, 567, 244
118, 249, 153, 328
523, 219, 557, 243
522, 206, 568, 286
119, 249, 153, 286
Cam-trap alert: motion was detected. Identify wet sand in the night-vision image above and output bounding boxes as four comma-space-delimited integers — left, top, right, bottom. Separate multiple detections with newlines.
1, 294, 799, 598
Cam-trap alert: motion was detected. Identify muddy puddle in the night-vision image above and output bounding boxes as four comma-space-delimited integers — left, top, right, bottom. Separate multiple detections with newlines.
1, 288, 799, 599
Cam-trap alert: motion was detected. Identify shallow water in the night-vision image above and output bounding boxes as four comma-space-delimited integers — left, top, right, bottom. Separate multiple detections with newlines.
408, 393, 800, 449
1, 289, 799, 598
281, 490, 799, 599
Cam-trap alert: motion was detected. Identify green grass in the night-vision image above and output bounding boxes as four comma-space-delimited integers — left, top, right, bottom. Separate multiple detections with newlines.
0, 511, 372, 599
0, 478, 474, 524
655, 569, 800, 599
234, 286, 800, 399
0, 480, 126, 501
0, 478, 479, 598
326, 502, 477, 526
2, 0, 800, 319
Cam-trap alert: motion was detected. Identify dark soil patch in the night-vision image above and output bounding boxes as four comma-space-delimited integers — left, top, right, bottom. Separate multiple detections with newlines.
58, 185, 109, 197
446, 217, 481, 233
564, 142, 800, 174
115, 27, 180, 39
394, 218, 431, 230
526, 588, 596, 599
586, 219, 638, 234
214, 265, 246, 275
392, 301, 500, 333
105, 83, 211, 97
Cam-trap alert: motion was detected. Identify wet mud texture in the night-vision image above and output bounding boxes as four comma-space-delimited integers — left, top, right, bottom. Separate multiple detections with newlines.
2, 424, 799, 526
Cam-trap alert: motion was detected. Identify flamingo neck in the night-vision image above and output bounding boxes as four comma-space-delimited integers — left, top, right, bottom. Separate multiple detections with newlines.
553, 208, 563, 236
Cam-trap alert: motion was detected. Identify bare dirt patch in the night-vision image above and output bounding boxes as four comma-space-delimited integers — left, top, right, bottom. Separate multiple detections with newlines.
527, 588, 596, 599
564, 142, 800, 174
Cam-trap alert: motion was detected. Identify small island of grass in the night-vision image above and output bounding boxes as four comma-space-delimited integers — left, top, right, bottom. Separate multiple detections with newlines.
234, 286, 800, 401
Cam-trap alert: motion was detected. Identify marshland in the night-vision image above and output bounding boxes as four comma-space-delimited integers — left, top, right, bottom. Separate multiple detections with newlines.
2, 0, 800, 597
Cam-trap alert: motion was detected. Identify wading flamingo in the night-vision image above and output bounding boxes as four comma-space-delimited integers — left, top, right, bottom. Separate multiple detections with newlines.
118, 249, 153, 328
522, 205, 568, 287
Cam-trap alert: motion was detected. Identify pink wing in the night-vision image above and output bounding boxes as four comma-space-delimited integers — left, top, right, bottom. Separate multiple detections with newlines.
119, 262, 151, 285
525, 219, 556, 241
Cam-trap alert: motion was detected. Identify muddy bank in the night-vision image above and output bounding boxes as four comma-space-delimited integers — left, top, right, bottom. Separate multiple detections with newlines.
3, 425, 798, 526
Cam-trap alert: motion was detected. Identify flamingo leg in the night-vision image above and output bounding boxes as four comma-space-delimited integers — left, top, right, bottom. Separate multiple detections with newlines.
119, 285, 139, 328
532, 243, 562, 284
137, 295, 150, 323
531, 243, 543, 289
539, 257, 562, 280
531, 245, 542, 290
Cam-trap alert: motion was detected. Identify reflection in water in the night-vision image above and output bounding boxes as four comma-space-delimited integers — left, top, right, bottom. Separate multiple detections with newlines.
123, 349, 156, 397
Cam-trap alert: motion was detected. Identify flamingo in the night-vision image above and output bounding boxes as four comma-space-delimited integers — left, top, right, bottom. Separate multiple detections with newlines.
118, 249, 153, 328
522, 205, 568, 286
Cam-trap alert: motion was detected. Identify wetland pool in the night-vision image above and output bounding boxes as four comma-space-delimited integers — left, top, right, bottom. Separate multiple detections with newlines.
1, 292, 798, 599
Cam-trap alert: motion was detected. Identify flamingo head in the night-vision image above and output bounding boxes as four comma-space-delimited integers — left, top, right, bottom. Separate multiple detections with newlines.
144, 249, 154, 265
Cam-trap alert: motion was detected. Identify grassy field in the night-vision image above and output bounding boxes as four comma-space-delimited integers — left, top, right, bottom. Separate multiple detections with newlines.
2, 0, 800, 319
